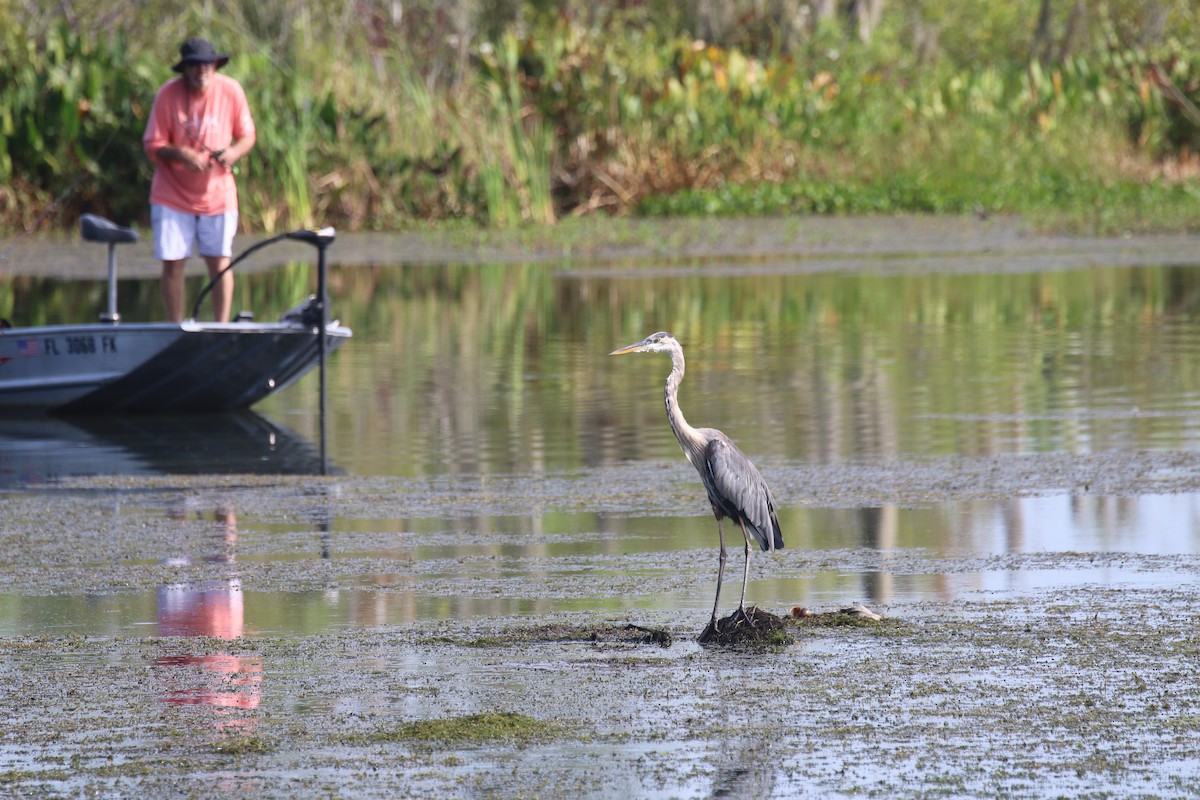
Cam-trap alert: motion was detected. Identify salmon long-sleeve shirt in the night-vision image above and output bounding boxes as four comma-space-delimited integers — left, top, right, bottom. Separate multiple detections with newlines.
143, 74, 255, 215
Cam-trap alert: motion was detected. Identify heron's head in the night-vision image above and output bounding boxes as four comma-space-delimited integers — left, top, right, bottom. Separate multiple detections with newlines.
610, 331, 678, 356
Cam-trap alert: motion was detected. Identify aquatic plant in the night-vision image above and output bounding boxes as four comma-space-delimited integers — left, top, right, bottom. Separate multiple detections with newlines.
2, 1, 1199, 233
212, 735, 273, 755
356, 712, 560, 744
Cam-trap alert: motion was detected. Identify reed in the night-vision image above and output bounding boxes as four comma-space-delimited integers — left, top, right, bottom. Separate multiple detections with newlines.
2, 1, 1199, 234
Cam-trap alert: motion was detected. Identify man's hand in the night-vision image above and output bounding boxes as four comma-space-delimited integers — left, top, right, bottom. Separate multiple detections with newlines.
159, 145, 212, 172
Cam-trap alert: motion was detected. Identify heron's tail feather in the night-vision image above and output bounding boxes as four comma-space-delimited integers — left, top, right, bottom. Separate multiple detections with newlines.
748, 515, 783, 552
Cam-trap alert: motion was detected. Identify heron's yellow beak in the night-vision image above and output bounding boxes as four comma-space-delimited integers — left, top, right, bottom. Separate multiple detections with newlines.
609, 342, 644, 356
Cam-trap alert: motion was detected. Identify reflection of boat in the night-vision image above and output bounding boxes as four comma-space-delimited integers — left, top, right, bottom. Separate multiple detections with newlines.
0, 410, 331, 487
0, 215, 351, 412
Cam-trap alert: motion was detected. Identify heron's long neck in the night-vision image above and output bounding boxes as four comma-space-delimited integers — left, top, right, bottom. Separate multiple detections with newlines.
664, 347, 705, 465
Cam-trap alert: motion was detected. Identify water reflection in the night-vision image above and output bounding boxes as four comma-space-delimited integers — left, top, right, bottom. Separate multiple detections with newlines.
1, 488, 1196, 640
297, 260, 1200, 476
5, 249, 1200, 634
0, 411, 328, 487
856, 505, 897, 603
709, 755, 777, 798
155, 504, 263, 733
10, 257, 1200, 476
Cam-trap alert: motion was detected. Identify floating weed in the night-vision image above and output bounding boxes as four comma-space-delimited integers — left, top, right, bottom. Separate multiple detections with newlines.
1, 637, 58, 651
354, 712, 561, 746
787, 609, 903, 632
91, 760, 165, 778
212, 735, 273, 756
1, 769, 70, 784
451, 624, 672, 649
454, 636, 507, 648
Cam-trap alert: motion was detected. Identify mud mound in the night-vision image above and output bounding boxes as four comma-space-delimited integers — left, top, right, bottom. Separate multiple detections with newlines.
697, 607, 793, 647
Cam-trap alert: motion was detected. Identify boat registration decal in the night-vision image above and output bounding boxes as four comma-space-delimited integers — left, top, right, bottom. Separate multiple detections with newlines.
12, 335, 118, 358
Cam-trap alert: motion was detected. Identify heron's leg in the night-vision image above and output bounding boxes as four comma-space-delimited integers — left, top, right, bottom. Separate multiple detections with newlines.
709, 517, 728, 629
737, 520, 753, 618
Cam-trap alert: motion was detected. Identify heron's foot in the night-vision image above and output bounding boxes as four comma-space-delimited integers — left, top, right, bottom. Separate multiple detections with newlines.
732, 605, 757, 629
697, 607, 755, 644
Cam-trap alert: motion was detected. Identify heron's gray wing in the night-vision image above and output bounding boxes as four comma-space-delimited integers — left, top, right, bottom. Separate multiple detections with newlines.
703, 435, 782, 552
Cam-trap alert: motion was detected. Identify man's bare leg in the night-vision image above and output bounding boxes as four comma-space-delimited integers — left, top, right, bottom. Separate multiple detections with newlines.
203, 255, 233, 322
161, 260, 187, 323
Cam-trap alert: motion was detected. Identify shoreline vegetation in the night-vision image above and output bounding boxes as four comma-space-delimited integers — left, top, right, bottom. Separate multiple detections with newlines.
2, 1, 1199, 237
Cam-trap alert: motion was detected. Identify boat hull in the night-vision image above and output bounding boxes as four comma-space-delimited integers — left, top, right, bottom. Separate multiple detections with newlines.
0, 321, 350, 413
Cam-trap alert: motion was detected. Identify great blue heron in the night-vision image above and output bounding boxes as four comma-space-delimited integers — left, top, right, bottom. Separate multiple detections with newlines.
610, 331, 783, 639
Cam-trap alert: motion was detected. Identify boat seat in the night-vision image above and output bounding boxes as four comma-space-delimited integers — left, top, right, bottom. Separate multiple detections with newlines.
80, 214, 139, 245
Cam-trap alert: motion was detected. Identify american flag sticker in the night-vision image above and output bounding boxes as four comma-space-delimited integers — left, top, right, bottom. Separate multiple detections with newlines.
17, 338, 42, 357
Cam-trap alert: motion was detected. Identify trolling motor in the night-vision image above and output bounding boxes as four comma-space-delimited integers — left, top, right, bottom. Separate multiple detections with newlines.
80, 214, 139, 323
189, 225, 338, 472
191, 226, 336, 322
282, 227, 337, 334
285, 228, 337, 473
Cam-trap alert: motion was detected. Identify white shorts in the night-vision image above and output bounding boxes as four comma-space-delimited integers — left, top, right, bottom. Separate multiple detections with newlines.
151, 204, 238, 260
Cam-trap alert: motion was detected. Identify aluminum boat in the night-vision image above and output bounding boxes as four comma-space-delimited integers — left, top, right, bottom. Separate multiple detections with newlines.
0, 215, 351, 413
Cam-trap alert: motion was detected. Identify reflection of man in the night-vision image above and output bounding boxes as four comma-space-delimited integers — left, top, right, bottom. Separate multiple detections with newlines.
157, 578, 244, 639
156, 502, 261, 723
143, 37, 256, 323
156, 593, 261, 720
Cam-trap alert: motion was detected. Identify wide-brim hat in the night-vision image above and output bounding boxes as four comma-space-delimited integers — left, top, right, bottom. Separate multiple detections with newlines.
172, 38, 230, 72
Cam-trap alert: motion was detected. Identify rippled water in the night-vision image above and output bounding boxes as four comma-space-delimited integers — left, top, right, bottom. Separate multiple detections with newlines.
4, 247, 1200, 637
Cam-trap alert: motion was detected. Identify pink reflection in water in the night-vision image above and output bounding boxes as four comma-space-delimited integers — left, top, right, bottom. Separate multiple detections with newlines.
158, 579, 244, 639
155, 505, 262, 733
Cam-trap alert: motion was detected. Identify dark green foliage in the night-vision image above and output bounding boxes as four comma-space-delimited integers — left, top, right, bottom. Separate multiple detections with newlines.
2, 2, 1199, 233
0, 24, 153, 227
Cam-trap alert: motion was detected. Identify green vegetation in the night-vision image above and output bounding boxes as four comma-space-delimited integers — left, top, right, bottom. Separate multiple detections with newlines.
2, 1, 1199, 234
211, 735, 273, 755
0, 769, 70, 784
353, 712, 560, 745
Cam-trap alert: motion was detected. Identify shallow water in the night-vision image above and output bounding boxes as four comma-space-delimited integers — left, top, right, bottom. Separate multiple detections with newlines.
4, 241, 1200, 637
4, 223, 1200, 798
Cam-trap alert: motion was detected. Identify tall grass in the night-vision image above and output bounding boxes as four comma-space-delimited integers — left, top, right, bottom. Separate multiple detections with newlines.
0, 23, 152, 227
2, 1, 1199, 234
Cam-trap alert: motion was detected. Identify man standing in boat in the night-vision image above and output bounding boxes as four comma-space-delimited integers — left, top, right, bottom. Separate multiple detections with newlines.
143, 37, 256, 323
